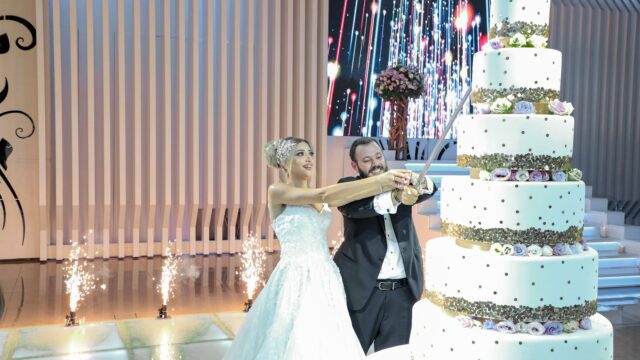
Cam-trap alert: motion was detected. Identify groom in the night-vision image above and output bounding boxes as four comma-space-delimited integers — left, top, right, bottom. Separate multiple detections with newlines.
334, 137, 437, 352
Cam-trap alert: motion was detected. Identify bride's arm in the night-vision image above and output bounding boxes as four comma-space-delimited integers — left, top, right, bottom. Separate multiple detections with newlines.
268, 170, 411, 207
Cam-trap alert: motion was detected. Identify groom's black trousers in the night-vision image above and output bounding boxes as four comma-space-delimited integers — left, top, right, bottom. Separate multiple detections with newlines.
348, 283, 415, 352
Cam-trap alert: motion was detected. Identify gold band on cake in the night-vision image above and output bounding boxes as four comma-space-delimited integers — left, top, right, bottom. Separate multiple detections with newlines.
442, 222, 583, 247
457, 154, 572, 171
426, 290, 597, 323
489, 20, 549, 39
472, 87, 559, 106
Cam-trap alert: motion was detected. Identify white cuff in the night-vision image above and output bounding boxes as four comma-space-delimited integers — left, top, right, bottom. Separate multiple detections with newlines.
419, 177, 435, 195
373, 192, 400, 215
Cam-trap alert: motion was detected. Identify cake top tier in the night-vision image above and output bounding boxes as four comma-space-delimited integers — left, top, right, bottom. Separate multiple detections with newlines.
490, 0, 550, 39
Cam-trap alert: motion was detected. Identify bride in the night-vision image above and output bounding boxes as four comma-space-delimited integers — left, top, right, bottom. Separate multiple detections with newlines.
223, 137, 412, 360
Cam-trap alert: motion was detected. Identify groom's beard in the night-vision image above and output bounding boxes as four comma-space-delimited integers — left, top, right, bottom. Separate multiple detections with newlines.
357, 163, 387, 178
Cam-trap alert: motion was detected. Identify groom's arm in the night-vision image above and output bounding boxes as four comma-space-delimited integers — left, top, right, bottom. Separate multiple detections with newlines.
337, 177, 401, 219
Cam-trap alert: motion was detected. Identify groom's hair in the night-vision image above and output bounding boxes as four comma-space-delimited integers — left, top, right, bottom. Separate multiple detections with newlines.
349, 137, 380, 162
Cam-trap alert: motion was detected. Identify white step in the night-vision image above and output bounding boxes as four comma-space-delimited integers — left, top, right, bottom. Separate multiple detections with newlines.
584, 211, 607, 226
587, 197, 608, 212
429, 215, 442, 230
598, 257, 640, 269
598, 287, 640, 301
417, 200, 440, 215
606, 211, 626, 225
606, 224, 626, 240
598, 275, 640, 288
626, 225, 640, 240
583, 225, 602, 239
589, 241, 622, 253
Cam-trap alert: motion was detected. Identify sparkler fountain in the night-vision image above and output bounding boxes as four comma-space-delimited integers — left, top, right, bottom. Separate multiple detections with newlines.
240, 234, 267, 312
64, 242, 97, 326
157, 241, 179, 319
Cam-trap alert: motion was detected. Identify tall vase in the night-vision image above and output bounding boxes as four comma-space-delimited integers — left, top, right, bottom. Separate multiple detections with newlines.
387, 97, 409, 160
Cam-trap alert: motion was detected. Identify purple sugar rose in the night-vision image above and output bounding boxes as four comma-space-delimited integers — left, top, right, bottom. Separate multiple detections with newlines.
570, 243, 581, 254
513, 101, 536, 114
496, 321, 517, 334
482, 37, 504, 51
542, 171, 550, 181
512, 244, 528, 256
553, 243, 568, 256
544, 322, 563, 335
579, 318, 592, 330
529, 171, 546, 182
548, 99, 574, 115
483, 319, 496, 330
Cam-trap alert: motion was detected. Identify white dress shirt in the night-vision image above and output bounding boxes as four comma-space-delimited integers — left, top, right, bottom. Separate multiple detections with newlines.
373, 191, 406, 280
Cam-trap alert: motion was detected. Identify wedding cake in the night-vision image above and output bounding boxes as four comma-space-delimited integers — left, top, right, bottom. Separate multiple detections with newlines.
409, 1, 614, 359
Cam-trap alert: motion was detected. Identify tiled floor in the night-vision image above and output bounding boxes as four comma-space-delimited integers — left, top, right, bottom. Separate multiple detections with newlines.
0, 255, 638, 359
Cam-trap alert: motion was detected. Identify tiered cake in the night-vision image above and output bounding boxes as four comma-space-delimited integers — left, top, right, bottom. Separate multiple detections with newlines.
409, 1, 614, 359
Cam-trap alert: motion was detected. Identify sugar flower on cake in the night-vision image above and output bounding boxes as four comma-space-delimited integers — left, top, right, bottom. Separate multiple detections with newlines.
512, 244, 528, 256
490, 97, 513, 114
526, 322, 546, 336
568, 168, 583, 181
515, 170, 530, 182
482, 37, 505, 51
542, 245, 554, 256
496, 321, 517, 334
527, 244, 543, 256
553, 243, 569, 256
508, 33, 527, 47
501, 244, 514, 256
571, 242, 583, 254
552, 171, 567, 182
471, 319, 483, 328
483, 319, 496, 330
529, 170, 547, 182
490, 243, 503, 255
570, 243, 580, 254
478, 169, 491, 181
579, 318, 592, 330
543, 322, 563, 335
456, 315, 473, 328
548, 99, 575, 115
515, 322, 528, 333
527, 35, 548, 48
513, 101, 536, 114
563, 320, 579, 333
475, 103, 491, 114
490, 168, 511, 181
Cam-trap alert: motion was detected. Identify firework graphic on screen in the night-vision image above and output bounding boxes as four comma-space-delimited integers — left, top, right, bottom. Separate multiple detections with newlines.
327, 0, 489, 138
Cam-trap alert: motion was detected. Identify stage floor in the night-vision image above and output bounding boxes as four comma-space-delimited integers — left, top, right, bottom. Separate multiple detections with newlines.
0, 255, 639, 359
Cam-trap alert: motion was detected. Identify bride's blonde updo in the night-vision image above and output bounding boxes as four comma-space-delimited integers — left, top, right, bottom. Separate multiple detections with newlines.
263, 137, 313, 171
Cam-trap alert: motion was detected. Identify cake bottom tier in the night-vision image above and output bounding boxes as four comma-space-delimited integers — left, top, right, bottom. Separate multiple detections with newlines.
409, 299, 613, 360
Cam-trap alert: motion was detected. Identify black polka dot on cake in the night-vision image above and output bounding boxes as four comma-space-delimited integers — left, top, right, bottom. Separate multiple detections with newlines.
495, 341, 499, 345
560, 296, 564, 300
541, 265, 544, 269
568, 280, 571, 284
493, 291, 497, 295
486, 264, 490, 267
519, 342, 523, 345
532, 282, 536, 286
575, 346, 578, 350
551, 348, 554, 352
501, 199, 505, 203
479, 285, 482, 288
472, 341, 476, 344
516, 210, 519, 214
505, 272, 508, 276
514, 297, 517, 301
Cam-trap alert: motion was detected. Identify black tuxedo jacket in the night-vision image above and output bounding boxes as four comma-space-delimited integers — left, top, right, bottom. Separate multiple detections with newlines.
333, 176, 437, 311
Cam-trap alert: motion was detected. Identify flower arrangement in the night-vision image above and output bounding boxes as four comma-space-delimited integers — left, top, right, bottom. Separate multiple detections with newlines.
374, 65, 425, 100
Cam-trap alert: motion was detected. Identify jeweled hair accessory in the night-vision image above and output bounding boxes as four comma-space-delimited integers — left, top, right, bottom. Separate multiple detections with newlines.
275, 139, 297, 168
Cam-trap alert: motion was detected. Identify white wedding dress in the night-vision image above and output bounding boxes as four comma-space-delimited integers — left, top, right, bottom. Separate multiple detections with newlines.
223, 204, 365, 360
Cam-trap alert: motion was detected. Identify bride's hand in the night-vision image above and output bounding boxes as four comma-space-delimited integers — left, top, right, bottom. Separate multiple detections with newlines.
377, 169, 412, 191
